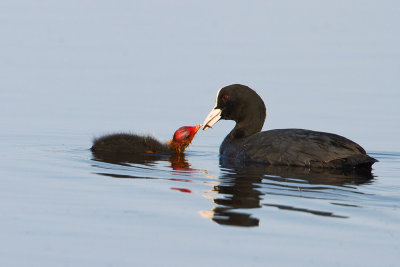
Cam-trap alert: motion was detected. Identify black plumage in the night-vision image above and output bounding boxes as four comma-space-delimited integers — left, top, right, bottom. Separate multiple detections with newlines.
91, 125, 201, 164
91, 133, 170, 155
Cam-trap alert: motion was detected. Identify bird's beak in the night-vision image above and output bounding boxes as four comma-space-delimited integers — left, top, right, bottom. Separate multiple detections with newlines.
191, 124, 202, 135
202, 108, 222, 130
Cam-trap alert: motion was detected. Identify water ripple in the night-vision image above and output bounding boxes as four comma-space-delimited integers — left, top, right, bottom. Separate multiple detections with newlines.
88, 147, 400, 227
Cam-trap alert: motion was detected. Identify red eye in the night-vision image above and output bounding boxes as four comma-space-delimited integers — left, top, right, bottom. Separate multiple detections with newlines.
222, 95, 227, 101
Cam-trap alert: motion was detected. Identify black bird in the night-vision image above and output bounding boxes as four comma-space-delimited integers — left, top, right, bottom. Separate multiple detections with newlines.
91, 125, 201, 162
202, 84, 377, 169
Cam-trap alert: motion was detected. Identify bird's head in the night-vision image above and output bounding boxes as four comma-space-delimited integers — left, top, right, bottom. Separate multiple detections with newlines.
202, 84, 266, 137
168, 125, 201, 154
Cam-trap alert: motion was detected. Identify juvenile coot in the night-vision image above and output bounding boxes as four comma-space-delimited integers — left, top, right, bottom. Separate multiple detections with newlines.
202, 84, 377, 169
92, 125, 201, 159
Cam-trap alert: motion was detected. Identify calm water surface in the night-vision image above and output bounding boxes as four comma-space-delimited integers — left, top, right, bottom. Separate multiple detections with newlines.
1, 131, 398, 266
1, 1, 400, 266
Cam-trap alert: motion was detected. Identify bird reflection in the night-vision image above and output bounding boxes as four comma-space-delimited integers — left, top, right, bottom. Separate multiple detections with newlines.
91, 151, 376, 228
199, 157, 374, 227
92, 151, 193, 171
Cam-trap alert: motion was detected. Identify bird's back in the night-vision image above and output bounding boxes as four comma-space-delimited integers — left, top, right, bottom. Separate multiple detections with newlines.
221, 129, 377, 169
91, 133, 169, 154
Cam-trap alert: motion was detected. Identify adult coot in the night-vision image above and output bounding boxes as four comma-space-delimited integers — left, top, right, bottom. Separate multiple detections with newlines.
202, 84, 377, 169
92, 125, 201, 159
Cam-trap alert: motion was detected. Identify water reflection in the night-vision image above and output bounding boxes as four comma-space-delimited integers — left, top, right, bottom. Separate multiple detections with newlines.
91, 152, 375, 227
92, 151, 193, 171
92, 152, 198, 195
199, 178, 262, 226
199, 158, 374, 227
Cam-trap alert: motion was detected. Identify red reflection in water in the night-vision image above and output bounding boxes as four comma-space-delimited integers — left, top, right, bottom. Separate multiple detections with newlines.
171, 187, 192, 193
169, 178, 193, 183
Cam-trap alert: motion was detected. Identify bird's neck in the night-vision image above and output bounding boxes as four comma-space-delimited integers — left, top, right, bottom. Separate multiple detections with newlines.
225, 98, 266, 142
167, 137, 194, 154
226, 118, 264, 142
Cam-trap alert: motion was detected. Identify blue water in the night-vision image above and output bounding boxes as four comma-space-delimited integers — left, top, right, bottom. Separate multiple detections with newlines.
1, 1, 399, 266
1, 132, 398, 266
